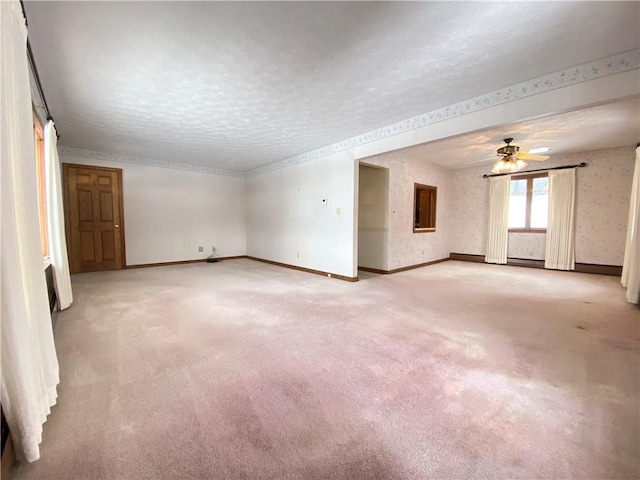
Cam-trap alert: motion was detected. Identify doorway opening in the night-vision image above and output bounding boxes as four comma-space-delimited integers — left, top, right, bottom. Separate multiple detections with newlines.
357, 163, 389, 274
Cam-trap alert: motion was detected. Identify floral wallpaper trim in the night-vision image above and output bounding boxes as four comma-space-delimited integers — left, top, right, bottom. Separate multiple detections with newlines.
247, 49, 639, 177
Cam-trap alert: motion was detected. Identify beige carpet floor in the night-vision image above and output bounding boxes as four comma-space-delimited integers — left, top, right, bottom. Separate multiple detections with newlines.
13, 259, 640, 479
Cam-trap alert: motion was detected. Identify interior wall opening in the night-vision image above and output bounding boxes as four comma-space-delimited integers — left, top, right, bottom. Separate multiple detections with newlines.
357, 162, 389, 272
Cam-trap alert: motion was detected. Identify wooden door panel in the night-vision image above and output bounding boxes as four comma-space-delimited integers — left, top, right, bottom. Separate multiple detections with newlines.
76, 173, 91, 185
97, 175, 112, 186
80, 230, 95, 262
99, 191, 114, 222
64, 164, 124, 274
101, 230, 116, 261
78, 190, 93, 222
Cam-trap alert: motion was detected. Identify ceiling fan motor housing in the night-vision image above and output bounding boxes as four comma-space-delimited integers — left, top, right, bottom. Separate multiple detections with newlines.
497, 138, 520, 156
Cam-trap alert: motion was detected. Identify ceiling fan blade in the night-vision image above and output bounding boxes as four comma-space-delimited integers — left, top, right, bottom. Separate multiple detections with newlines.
519, 154, 549, 161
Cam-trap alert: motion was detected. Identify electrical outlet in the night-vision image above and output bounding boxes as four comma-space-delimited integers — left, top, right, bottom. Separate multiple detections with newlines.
198, 246, 204, 252
212, 246, 216, 252
296, 252, 299, 258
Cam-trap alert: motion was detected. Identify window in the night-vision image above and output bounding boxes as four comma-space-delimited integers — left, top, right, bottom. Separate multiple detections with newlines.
33, 115, 49, 256
414, 183, 437, 232
508, 173, 548, 231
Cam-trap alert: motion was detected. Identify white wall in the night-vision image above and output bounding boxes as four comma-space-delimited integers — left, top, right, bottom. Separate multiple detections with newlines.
450, 146, 636, 265
245, 150, 357, 278
60, 144, 634, 273
358, 164, 389, 270
60, 155, 246, 265
358, 152, 451, 270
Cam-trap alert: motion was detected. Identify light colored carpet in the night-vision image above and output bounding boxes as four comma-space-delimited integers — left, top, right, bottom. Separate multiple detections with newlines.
13, 259, 639, 479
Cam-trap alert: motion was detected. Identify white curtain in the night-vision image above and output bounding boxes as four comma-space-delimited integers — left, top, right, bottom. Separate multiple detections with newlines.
621, 146, 640, 304
485, 175, 511, 264
45, 121, 73, 310
545, 169, 576, 270
1, 0, 60, 462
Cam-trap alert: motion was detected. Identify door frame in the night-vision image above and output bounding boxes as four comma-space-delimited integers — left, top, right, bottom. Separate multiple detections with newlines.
62, 163, 127, 270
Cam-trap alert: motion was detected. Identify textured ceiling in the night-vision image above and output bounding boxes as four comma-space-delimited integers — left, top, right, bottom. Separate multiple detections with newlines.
395, 99, 640, 170
24, 1, 640, 172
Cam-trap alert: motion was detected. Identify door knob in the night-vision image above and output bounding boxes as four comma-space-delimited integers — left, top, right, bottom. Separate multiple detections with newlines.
114, 225, 120, 228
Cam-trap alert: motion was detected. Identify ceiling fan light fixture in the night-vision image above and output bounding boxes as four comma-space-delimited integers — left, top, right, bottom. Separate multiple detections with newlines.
491, 157, 527, 174
486, 138, 546, 174
515, 158, 527, 170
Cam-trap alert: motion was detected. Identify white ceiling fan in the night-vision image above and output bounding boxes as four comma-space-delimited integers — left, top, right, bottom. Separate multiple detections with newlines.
491, 138, 549, 174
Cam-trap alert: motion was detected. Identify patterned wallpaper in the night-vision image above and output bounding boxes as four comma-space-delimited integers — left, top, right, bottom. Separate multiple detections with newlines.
360, 153, 451, 270
448, 171, 488, 257
450, 146, 636, 265
574, 147, 635, 264
507, 233, 546, 260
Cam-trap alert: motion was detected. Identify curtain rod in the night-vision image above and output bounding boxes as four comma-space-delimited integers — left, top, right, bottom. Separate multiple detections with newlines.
482, 162, 587, 178
27, 42, 54, 123
19, 1, 59, 137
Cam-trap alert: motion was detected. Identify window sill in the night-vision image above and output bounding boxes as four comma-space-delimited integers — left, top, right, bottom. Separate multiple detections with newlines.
508, 229, 547, 234
413, 227, 436, 233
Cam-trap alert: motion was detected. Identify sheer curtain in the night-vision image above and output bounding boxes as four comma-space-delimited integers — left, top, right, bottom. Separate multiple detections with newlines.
621, 146, 640, 304
1, 0, 60, 462
545, 169, 576, 270
45, 120, 73, 309
485, 175, 511, 264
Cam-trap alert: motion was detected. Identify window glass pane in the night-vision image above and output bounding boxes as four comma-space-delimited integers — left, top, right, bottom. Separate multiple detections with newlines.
530, 177, 549, 228
508, 179, 527, 228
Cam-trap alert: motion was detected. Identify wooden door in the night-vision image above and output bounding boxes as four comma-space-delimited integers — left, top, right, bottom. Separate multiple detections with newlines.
63, 164, 125, 273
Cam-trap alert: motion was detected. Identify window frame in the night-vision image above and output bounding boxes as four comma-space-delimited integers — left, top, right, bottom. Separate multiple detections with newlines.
508, 172, 548, 233
413, 183, 437, 233
33, 114, 49, 256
